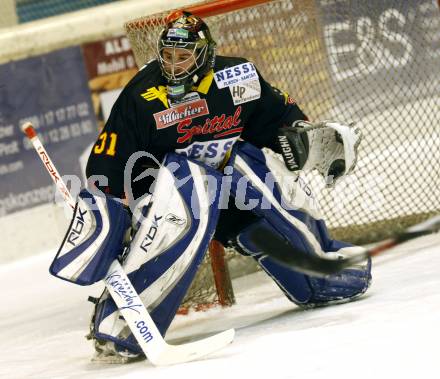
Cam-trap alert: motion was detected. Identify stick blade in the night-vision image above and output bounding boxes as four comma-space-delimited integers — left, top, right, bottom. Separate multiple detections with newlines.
406, 215, 440, 234
248, 225, 359, 276
151, 328, 235, 366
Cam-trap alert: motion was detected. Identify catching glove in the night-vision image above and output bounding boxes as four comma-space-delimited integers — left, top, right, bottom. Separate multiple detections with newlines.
276, 120, 362, 186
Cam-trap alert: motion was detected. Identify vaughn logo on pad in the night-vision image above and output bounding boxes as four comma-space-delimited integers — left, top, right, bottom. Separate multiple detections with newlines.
153, 99, 209, 129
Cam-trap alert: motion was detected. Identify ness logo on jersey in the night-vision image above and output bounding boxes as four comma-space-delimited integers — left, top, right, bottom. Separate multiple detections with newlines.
175, 137, 237, 168
214, 62, 258, 89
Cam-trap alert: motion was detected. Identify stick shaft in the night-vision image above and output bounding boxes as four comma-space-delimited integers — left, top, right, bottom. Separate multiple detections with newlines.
22, 122, 75, 210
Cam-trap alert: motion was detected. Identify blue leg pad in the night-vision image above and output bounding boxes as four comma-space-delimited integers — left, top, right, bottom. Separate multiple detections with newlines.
237, 219, 371, 307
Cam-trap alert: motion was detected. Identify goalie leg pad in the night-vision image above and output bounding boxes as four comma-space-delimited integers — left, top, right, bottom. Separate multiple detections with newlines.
50, 189, 130, 285
236, 219, 371, 306
230, 142, 371, 306
92, 153, 224, 355
235, 219, 312, 304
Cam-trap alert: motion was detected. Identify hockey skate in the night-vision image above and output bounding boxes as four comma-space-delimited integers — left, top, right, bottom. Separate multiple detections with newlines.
87, 294, 145, 364
91, 336, 145, 364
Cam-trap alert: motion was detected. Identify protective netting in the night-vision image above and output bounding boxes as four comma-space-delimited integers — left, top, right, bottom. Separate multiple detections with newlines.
178, 244, 258, 312
125, 0, 440, 309
0, 0, 125, 27
126, 0, 440, 241
16, 0, 122, 23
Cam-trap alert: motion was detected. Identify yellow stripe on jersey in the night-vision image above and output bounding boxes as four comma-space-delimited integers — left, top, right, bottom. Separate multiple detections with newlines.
193, 69, 214, 94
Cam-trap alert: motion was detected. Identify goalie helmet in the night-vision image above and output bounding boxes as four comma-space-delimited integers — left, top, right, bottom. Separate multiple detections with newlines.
157, 11, 216, 101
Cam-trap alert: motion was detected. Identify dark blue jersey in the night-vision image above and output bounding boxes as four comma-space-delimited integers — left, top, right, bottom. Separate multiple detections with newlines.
86, 56, 307, 198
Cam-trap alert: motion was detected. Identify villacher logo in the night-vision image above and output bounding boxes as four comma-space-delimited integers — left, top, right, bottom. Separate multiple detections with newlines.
154, 99, 209, 130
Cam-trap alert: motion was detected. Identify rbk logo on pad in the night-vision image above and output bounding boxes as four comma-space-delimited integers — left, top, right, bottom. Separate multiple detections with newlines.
67, 207, 88, 246
153, 99, 209, 130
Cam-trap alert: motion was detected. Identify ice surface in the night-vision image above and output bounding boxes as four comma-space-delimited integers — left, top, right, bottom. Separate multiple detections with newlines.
1, 234, 440, 379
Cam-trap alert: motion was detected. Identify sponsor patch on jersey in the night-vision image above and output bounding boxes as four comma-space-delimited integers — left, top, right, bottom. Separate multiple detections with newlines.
175, 137, 238, 168
229, 80, 261, 105
176, 106, 243, 143
153, 99, 209, 130
214, 62, 258, 89
169, 92, 201, 107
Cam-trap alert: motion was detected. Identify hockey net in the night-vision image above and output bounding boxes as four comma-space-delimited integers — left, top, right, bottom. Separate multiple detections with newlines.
125, 0, 440, 310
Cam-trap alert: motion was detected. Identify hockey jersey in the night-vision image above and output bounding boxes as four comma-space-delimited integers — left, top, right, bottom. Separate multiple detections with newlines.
86, 55, 307, 199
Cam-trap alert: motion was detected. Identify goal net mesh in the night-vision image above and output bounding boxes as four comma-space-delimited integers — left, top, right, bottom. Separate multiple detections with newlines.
125, 0, 440, 309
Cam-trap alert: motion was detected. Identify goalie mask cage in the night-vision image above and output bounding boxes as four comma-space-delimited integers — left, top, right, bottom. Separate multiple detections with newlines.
125, 0, 440, 311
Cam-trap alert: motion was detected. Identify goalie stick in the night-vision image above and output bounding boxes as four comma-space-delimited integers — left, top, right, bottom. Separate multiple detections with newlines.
249, 215, 440, 277
21, 122, 234, 366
